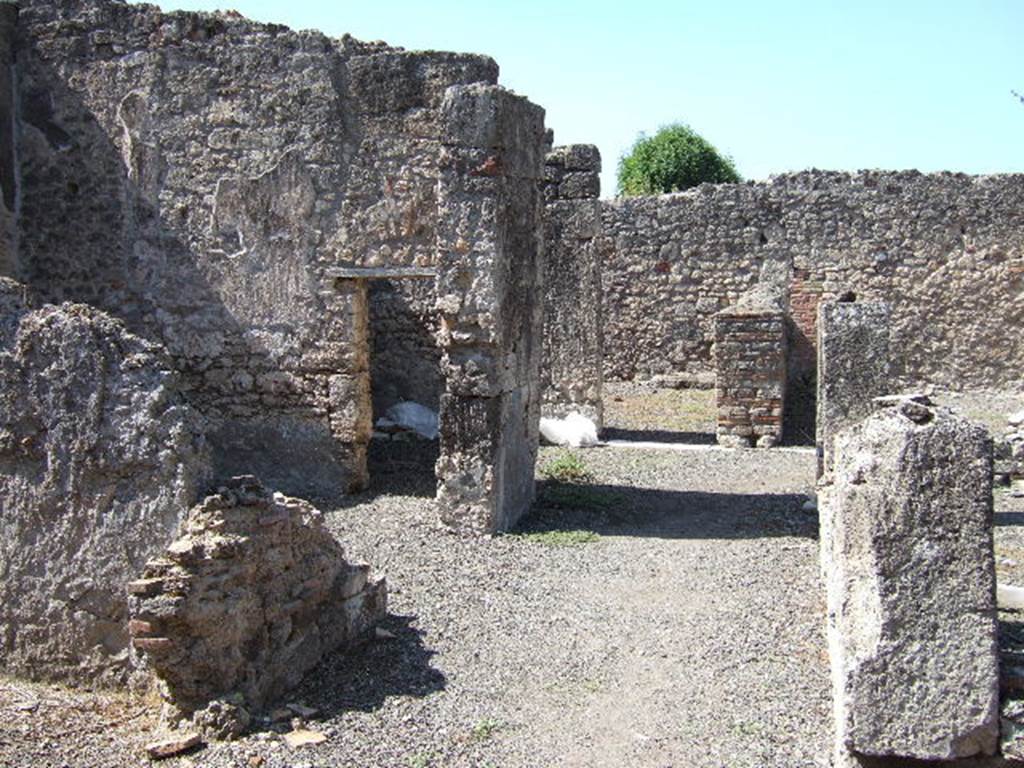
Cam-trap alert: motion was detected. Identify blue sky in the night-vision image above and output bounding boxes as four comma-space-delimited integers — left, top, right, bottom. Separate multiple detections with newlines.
152, 0, 1024, 197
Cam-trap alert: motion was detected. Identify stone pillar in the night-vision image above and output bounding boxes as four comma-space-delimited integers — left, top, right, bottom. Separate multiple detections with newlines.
714, 290, 786, 448
326, 277, 372, 493
540, 144, 603, 426
820, 396, 999, 765
434, 83, 546, 535
816, 300, 891, 477
0, 1, 18, 278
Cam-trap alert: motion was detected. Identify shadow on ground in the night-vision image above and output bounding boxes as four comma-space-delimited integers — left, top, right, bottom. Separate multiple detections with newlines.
282, 614, 446, 718
518, 479, 818, 541
333, 439, 439, 510
602, 427, 716, 446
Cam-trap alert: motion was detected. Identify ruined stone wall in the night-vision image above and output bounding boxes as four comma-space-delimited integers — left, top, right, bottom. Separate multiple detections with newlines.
601, 171, 1024, 392
540, 145, 604, 426
15, 0, 497, 496
0, 279, 209, 685
129, 477, 385, 733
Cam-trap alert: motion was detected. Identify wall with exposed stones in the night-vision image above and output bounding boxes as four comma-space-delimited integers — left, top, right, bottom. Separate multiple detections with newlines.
14, 0, 497, 496
434, 84, 546, 535
600, 171, 1024, 394
128, 477, 385, 736
0, 279, 209, 686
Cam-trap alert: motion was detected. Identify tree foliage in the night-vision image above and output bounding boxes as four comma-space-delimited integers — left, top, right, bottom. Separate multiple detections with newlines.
616, 123, 740, 197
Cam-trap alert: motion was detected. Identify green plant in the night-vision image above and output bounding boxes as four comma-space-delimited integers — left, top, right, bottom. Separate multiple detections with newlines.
539, 451, 591, 483
469, 717, 506, 742
617, 123, 740, 197
518, 529, 600, 547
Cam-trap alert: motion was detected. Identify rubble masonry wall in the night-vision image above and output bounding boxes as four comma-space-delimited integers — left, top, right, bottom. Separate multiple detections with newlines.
15, 0, 497, 496
600, 171, 1024, 393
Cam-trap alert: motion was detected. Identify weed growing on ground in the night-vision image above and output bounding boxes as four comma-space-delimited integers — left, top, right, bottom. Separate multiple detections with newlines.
539, 451, 591, 483
518, 529, 601, 547
469, 717, 506, 742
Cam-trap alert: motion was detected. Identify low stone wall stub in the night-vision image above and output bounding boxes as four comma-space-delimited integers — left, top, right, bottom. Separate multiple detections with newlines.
820, 397, 999, 763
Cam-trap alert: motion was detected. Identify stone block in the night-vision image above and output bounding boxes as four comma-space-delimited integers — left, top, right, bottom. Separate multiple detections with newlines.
816, 300, 892, 476
820, 397, 998, 762
440, 83, 547, 179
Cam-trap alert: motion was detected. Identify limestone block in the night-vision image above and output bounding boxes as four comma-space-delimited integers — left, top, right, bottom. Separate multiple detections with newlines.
816, 301, 892, 476
0, 289, 210, 685
820, 397, 998, 761
129, 476, 386, 728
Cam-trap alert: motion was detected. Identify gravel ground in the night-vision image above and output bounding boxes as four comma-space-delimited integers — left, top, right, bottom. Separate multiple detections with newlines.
0, 440, 827, 768
4, 385, 1022, 768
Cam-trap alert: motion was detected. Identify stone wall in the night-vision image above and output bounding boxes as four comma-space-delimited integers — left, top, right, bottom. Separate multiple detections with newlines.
600, 171, 1024, 393
435, 84, 546, 535
540, 145, 604, 426
15, 0, 497, 497
0, 280, 209, 685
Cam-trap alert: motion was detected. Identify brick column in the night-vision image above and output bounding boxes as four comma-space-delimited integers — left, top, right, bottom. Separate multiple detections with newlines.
714, 292, 786, 448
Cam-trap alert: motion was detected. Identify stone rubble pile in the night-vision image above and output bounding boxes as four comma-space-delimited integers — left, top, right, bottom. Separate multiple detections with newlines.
128, 476, 386, 737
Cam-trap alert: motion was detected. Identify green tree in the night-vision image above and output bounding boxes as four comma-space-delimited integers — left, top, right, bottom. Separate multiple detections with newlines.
616, 123, 740, 197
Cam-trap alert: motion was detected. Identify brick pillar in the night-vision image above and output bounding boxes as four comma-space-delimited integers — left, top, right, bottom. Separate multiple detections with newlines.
434, 83, 546, 535
714, 292, 786, 448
